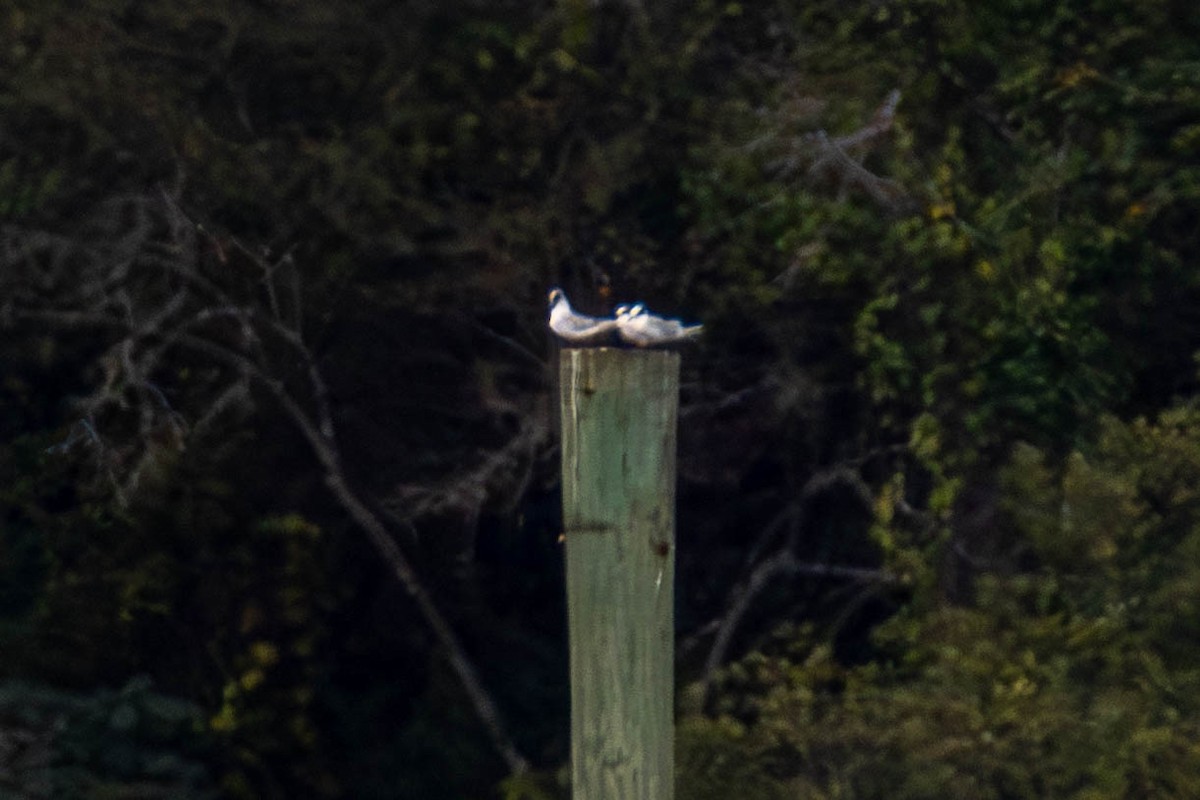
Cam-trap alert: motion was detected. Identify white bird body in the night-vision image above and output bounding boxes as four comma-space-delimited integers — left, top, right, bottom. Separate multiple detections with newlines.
547, 288, 618, 344
616, 303, 703, 347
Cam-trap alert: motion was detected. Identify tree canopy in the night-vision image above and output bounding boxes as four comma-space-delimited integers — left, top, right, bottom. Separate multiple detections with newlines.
2, 0, 1199, 797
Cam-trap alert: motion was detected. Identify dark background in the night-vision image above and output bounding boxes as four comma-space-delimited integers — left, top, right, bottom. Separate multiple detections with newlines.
3, 1, 1200, 797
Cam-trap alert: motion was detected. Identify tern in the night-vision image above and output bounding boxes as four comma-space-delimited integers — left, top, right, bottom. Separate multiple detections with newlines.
547, 288, 618, 344
615, 303, 704, 347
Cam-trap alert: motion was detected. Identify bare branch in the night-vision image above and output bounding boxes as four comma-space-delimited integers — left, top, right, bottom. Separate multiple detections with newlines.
755, 87, 911, 211
832, 88, 901, 151
699, 549, 896, 699
698, 457, 902, 700
0, 192, 533, 774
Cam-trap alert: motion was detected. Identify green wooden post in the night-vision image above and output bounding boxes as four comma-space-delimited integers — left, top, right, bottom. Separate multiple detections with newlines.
559, 348, 679, 800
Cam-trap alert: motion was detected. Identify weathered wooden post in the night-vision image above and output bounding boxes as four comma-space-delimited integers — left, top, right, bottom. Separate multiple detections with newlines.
560, 347, 679, 800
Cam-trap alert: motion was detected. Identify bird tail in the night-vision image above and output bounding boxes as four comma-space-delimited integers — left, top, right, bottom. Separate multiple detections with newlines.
680, 324, 704, 340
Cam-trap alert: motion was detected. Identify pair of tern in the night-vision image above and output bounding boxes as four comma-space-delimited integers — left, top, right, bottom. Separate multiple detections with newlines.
547, 288, 703, 347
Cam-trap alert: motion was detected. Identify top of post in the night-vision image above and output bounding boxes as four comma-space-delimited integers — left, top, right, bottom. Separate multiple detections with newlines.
559, 347, 681, 396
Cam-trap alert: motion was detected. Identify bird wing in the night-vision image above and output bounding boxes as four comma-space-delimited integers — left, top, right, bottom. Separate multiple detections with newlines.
619, 313, 703, 345
555, 311, 613, 333
552, 313, 617, 342
643, 315, 686, 338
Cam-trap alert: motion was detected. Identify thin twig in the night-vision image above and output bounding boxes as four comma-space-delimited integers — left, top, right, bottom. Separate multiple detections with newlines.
699, 458, 901, 699
6, 259, 533, 774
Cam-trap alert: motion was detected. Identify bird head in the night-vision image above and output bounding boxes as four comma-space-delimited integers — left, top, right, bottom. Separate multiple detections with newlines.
547, 288, 566, 308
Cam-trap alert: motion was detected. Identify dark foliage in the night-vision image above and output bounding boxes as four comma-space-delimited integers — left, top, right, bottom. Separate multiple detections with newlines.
2, 0, 1199, 797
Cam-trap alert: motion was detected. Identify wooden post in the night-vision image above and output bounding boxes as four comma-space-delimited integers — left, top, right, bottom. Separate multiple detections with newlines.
559, 348, 679, 800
